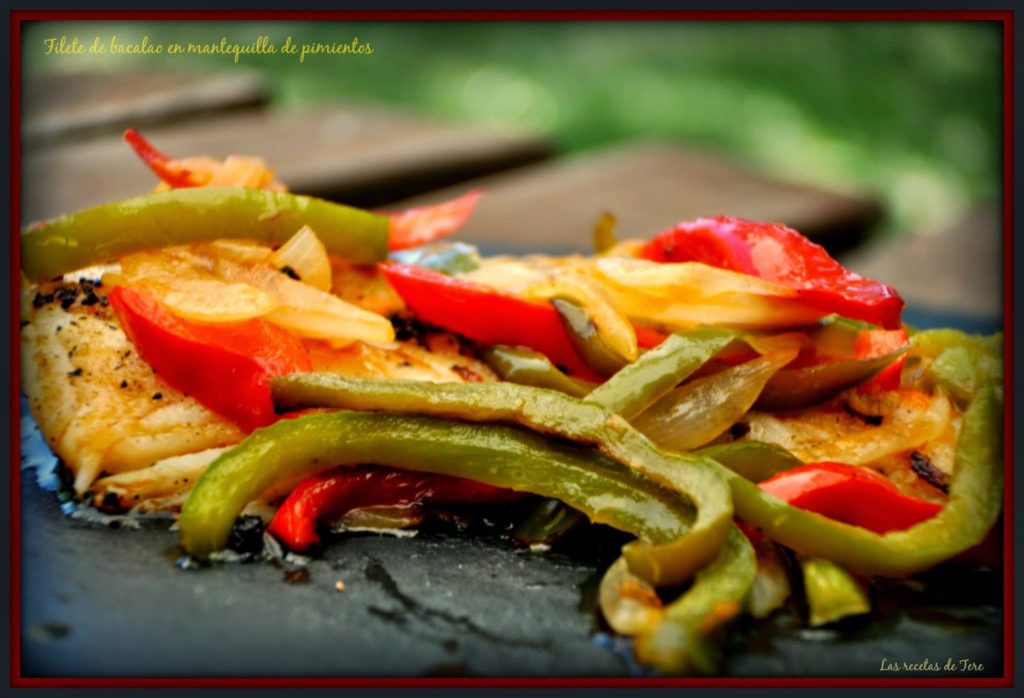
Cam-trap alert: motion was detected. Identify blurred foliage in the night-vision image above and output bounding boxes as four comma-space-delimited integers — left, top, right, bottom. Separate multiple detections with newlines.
23, 20, 1002, 236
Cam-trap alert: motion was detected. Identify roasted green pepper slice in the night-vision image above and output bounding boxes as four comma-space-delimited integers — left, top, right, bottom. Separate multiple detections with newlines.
910, 329, 1003, 408
511, 498, 588, 547
723, 386, 1003, 577
481, 345, 594, 398
552, 296, 630, 376
587, 327, 736, 419
696, 442, 804, 483
271, 373, 733, 586
599, 525, 756, 675
22, 187, 389, 280
800, 557, 871, 626
180, 411, 692, 559
756, 349, 906, 412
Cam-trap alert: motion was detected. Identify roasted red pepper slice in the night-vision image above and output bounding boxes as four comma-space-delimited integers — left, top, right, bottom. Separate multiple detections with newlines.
639, 216, 904, 329
379, 262, 597, 378
385, 189, 483, 251
855, 327, 909, 391
757, 461, 941, 534
123, 128, 202, 188
268, 465, 525, 551
109, 285, 311, 431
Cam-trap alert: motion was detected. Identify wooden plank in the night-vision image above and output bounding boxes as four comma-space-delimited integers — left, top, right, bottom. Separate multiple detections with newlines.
21, 105, 554, 224
841, 204, 1002, 320
22, 70, 270, 146
387, 141, 882, 255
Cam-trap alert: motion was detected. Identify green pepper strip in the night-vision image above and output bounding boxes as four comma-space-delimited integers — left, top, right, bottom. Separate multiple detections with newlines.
696, 442, 804, 483
723, 386, 1003, 577
21, 187, 389, 280
481, 345, 594, 398
599, 525, 756, 675
800, 557, 871, 626
512, 498, 588, 547
586, 328, 736, 419
552, 296, 630, 376
910, 329, 1003, 408
756, 348, 906, 412
272, 373, 733, 586
633, 526, 757, 675
179, 412, 692, 559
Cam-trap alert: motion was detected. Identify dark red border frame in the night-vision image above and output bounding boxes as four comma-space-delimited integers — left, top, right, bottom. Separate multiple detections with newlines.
8, 9, 1015, 689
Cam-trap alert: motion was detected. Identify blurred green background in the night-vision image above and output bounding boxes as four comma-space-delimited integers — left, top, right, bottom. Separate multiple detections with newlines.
23, 20, 1003, 238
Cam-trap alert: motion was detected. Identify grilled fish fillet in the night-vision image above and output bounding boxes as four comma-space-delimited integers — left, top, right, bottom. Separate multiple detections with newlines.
21, 282, 246, 495
21, 279, 496, 507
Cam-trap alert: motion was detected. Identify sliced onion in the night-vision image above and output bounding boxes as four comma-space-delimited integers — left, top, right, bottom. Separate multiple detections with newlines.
633, 350, 797, 452
269, 225, 332, 292
196, 239, 273, 265
465, 261, 638, 361
598, 557, 664, 636
157, 279, 278, 323
217, 261, 395, 345
117, 250, 278, 322
744, 389, 953, 465
587, 257, 827, 330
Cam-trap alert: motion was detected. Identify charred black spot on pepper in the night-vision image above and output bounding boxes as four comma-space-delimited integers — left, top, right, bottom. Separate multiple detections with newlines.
280, 265, 301, 281
910, 451, 950, 494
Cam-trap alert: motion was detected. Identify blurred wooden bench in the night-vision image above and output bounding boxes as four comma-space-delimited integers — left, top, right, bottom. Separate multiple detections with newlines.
842, 203, 1002, 323
22, 70, 271, 146
21, 103, 554, 223
22, 69, 882, 256
387, 141, 882, 255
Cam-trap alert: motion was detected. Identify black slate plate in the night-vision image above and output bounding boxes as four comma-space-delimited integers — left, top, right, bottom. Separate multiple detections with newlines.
18, 310, 1004, 679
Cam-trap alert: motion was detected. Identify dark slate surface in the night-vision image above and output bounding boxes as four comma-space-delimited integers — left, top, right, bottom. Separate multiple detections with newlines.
19, 454, 1003, 679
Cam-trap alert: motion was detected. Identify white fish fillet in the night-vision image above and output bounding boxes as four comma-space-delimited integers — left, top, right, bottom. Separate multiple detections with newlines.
21, 280, 496, 507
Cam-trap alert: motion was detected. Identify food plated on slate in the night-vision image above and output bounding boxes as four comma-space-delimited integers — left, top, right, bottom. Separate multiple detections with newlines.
19, 131, 1004, 676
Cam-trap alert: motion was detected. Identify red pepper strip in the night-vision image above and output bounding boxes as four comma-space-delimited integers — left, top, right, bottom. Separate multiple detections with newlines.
757, 462, 942, 535
268, 465, 525, 551
109, 285, 312, 431
385, 189, 483, 251
633, 324, 670, 349
123, 128, 202, 188
639, 216, 905, 329
379, 262, 599, 379
855, 327, 909, 391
